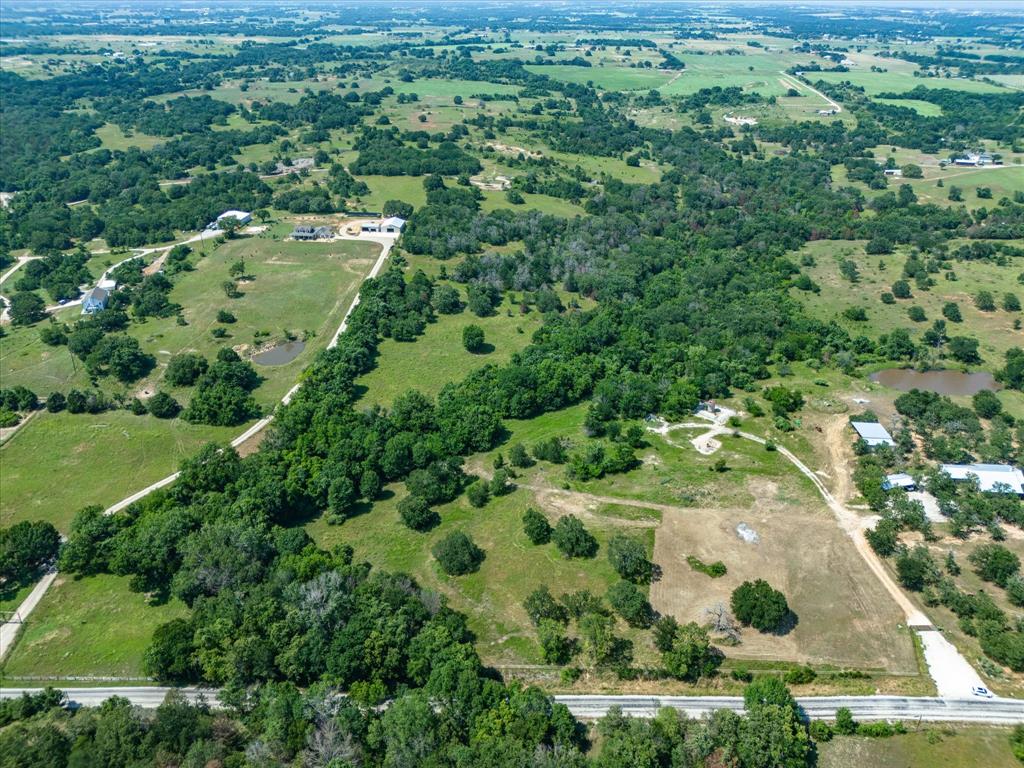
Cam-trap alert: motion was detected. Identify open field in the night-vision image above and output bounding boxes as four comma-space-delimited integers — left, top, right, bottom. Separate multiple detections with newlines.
1, 574, 187, 679
524, 64, 675, 92
815, 69, 1007, 96
93, 122, 165, 152
818, 725, 1019, 768
873, 97, 944, 116
0, 410, 235, 531
355, 288, 545, 407
792, 239, 1024, 369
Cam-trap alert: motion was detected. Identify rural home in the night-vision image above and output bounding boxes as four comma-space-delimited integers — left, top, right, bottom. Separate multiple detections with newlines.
292, 225, 333, 241
940, 464, 1024, 496
883, 168, 902, 178
851, 421, 896, 448
81, 285, 110, 315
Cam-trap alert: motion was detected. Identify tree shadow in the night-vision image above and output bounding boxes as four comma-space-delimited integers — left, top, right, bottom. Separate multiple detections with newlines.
468, 342, 495, 355
771, 610, 800, 637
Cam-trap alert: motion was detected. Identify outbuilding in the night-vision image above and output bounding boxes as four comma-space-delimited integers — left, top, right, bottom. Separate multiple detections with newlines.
882, 473, 917, 491
851, 421, 895, 448
940, 464, 1024, 496
361, 216, 406, 234
216, 210, 252, 226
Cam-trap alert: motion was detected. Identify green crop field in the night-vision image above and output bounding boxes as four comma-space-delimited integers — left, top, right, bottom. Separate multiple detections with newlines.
1, 574, 188, 679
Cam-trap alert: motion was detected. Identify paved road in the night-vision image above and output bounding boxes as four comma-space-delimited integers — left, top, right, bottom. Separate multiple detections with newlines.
0, 572, 57, 661
2, 687, 1021, 723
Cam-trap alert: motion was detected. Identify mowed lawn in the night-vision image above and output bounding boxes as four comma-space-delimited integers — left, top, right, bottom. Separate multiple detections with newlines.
1, 410, 235, 531
1, 574, 187, 679
793, 239, 1024, 369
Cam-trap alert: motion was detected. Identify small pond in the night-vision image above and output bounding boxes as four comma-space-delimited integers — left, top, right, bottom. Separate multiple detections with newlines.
869, 368, 1000, 396
252, 340, 306, 366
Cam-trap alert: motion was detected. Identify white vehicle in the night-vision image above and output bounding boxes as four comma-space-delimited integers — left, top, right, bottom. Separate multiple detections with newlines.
971, 685, 994, 698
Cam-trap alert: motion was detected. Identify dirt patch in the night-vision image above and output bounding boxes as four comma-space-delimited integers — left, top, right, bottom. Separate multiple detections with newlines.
650, 489, 918, 673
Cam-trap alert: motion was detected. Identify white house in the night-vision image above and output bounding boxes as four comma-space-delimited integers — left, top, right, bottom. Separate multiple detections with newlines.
940, 464, 1024, 496
883, 168, 903, 178
851, 421, 895, 448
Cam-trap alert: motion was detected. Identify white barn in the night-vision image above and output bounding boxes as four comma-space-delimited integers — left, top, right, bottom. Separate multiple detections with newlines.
851, 421, 895, 448
940, 464, 1024, 496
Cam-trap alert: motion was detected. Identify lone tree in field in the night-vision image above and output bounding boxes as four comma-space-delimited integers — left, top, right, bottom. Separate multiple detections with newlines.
462, 324, 485, 353
731, 579, 790, 632
432, 531, 484, 575
607, 534, 653, 583
552, 515, 598, 559
522, 507, 552, 544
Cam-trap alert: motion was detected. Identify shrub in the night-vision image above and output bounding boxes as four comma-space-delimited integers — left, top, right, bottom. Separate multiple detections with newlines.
607, 535, 653, 583
432, 531, 484, 575
462, 324, 485, 352
165, 353, 208, 386
398, 495, 439, 532
147, 392, 181, 419
606, 580, 653, 628
466, 480, 490, 508
522, 507, 552, 544
552, 515, 598, 558
45, 392, 66, 412
731, 579, 790, 632
970, 543, 1021, 588
216, 309, 236, 323
687, 555, 727, 578
784, 665, 816, 684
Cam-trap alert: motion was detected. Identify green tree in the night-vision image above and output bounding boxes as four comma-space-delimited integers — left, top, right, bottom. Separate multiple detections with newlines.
970, 543, 1021, 587
432, 531, 484, 575
662, 622, 720, 681
731, 580, 790, 632
607, 534, 653, 583
462, 324, 485, 352
552, 515, 598, 558
522, 507, 552, 544
8, 291, 46, 326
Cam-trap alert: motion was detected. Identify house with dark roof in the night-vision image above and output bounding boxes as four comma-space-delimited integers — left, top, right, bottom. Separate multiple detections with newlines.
292, 225, 333, 241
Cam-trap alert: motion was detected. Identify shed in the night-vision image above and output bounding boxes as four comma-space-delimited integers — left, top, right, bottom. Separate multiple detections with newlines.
851, 421, 895, 447
882, 473, 916, 491
940, 464, 1024, 496
381, 216, 406, 233
81, 286, 110, 315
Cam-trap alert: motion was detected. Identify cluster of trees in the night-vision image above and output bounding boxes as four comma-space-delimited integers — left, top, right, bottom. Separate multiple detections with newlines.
0, 520, 60, 586
0, 677, 829, 768
349, 127, 482, 176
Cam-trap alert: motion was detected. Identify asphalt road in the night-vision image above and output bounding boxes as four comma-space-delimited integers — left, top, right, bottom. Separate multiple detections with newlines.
2, 688, 1022, 724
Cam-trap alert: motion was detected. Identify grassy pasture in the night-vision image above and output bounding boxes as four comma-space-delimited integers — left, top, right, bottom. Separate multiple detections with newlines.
1, 574, 187, 679
818, 726, 1019, 768
792, 239, 1024, 369
0, 410, 234, 531
94, 122, 166, 152
524, 64, 674, 91
814, 69, 1006, 96
873, 97, 944, 116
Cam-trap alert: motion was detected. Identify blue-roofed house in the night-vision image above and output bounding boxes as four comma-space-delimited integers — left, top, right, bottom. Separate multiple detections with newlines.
851, 421, 895, 448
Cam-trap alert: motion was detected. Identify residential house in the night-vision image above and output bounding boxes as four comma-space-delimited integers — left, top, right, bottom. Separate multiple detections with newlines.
292, 225, 333, 241
81, 286, 110, 315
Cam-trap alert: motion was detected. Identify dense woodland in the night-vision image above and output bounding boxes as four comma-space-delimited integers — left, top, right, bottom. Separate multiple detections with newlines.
2, 3, 1024, 766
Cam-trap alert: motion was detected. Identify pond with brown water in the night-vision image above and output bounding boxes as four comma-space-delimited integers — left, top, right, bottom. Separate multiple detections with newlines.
869, 368, 1000, 396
